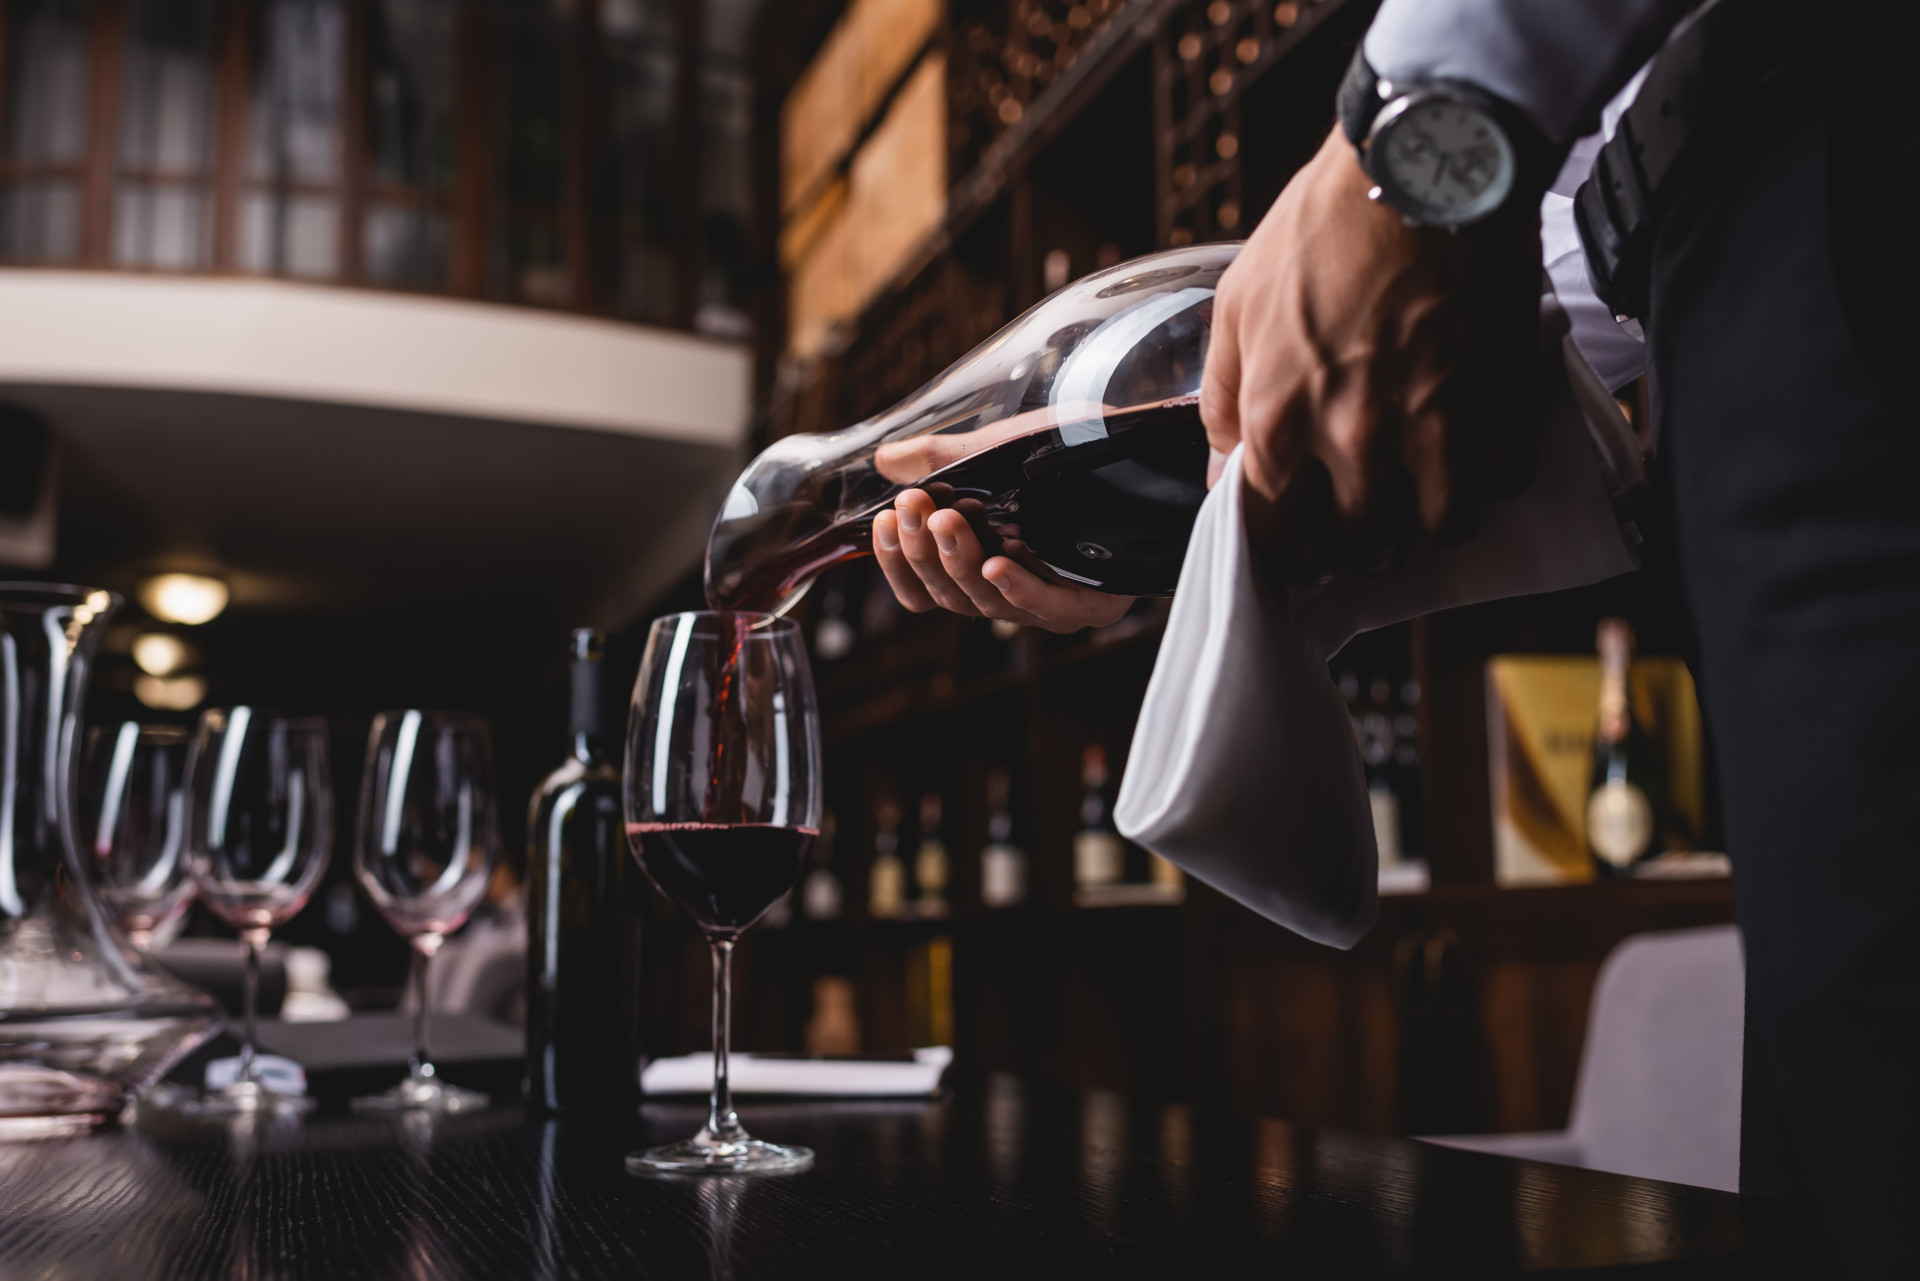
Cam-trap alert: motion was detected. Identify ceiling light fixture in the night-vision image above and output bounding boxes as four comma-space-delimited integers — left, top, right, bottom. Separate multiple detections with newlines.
131, 633, 190, 677
138, 573, 229, 626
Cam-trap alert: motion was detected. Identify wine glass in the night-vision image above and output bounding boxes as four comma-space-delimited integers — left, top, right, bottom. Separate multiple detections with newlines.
623, 611, 822, 1175
352, 710, 497, 1114
186, 708, 333, 1115
79, 722, 196, 949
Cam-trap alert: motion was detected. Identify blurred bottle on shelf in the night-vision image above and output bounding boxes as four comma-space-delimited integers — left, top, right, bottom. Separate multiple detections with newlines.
1360, 677, 1403, 866
525, 628, 642, 1116
1393, 676, 1426, 856
980, 768, 1027, 909
1073, 745, 1124, 895
801, 809, 845, 920
868, 799, 906, 919
910, 793, 951, 918
1586, 618, 1670, 876
805, 975, 861, 1056
813, 584, 857, 662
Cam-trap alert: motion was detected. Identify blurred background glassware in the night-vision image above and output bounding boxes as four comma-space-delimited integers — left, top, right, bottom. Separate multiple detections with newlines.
623, 611, 823, 1174
0, 584, 221, 1137
185, 708, 333, 1116
78, 723, 196, 950
353, 710, 497, 1114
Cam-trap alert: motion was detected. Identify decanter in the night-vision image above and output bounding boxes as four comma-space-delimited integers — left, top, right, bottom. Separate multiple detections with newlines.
0, 583, 220, 1135
707, 242, 1236, 612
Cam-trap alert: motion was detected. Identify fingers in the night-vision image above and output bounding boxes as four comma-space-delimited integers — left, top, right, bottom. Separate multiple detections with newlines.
872, 510, 938, 613
925, 508, 1044, 625
890, 489, 980, 616
981, 545, 1134, 632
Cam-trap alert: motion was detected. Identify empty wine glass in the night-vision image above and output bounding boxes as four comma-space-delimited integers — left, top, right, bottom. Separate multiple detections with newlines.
624, 611, 822, 1175
353, 710, 497, 1114
79, 723, 195, 949
186, 708, 333, 1115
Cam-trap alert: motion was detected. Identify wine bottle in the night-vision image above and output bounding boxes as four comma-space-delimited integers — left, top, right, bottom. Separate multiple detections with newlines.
800, 808, 844, 920
979, 768, 1027, 909
1073, 746, 1124, 893
911, 792, 950, 918
868, 800, 905, 920
1585, 619, 1670, 876
525, 629, 642, 1116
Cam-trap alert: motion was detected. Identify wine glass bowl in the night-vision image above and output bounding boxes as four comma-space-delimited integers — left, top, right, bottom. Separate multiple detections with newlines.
185, 708, 333, 1115
79, 722, 196, 950
624, 611, 823, 1175
353, 710, 497, 1114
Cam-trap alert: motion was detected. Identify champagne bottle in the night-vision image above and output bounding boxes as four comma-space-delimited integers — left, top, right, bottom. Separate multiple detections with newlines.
1073, 745, 1124, 892
912, 792, 950, 918
1585, 619, 1669, 876
868, 800, 905, 920
525, 629, 641, 1115
979, 769, 1027, 909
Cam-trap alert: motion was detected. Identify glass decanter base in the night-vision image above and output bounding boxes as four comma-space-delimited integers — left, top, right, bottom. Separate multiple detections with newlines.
0, 1066, 125, 1137
628, 1126, 814, 1176
352, 1077, 488, 1114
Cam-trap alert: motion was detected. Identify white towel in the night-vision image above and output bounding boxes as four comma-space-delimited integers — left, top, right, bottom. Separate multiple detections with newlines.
1114, 312, 1641, 947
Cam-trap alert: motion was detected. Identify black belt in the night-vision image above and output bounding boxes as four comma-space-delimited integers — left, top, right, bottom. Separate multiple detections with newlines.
1575, 0, 1816, 321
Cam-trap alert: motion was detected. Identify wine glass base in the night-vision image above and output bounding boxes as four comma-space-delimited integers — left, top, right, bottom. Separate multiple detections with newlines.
172, 1080, 315, 1118
352, 1078, 488, 1114
627, 1137, 814, 1176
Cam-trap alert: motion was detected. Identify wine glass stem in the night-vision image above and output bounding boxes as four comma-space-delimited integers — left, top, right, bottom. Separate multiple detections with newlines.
410, 934, 442, 1086
240, 927, 268, 1085
707, 937, 742, 1141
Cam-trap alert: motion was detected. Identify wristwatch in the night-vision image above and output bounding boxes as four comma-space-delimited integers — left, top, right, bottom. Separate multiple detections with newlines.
1336, 48, 1558, 229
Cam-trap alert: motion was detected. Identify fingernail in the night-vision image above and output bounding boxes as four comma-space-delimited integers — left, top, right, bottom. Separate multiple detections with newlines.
898, 506, 922, 533
984, 571, 1009, 593
875, 519, 899, 552
934, 530, 957, 555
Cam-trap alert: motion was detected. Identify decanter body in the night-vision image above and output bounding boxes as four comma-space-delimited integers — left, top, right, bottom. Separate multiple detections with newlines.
0, 584, 219, 1135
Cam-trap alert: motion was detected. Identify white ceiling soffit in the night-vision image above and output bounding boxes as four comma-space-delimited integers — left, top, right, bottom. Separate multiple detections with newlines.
0, 270, 751, 448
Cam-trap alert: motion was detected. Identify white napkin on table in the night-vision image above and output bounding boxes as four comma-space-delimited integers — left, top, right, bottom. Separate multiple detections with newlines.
1114, 312, 1642, 948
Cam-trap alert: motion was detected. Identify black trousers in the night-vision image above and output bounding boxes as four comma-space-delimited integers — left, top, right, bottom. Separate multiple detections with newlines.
1652, 65, 1920, 1281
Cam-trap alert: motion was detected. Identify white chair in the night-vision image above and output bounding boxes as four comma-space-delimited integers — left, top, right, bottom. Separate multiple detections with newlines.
1424, 923, 1744, 1192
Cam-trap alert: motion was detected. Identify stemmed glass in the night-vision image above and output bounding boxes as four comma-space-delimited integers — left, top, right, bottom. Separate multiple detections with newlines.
185, 708, 333, 1115
624, 611, 822, 1175
353, 710, 497, 1114
79, 723, 196, 950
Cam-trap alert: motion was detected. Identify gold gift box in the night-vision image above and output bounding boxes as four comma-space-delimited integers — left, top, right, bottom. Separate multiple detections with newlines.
1486, 655, 1705, 886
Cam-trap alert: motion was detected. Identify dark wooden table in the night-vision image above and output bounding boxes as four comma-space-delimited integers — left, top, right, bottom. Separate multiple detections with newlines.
0, 1078, 1832, 1279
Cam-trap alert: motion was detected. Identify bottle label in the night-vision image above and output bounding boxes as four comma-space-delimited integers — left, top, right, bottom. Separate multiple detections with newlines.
1075, 831, 1124, 886
982, 845, 1026, 907
869, 856, 904, 917
915, 842, 950, 897
1587, 780, 1654, 867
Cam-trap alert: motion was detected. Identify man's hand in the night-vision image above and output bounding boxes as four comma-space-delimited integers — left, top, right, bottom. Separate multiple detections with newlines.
872, 487, 1134, 633
1201, 126, 1542, 578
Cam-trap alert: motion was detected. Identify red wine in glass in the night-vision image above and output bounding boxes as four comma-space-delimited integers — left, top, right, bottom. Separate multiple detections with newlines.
627, 822, 816, 940
623, 611, 822, 1176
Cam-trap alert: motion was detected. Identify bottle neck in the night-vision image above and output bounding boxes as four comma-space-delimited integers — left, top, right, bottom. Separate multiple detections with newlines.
1596, 637, 1632, 746
570, 654, 605, 764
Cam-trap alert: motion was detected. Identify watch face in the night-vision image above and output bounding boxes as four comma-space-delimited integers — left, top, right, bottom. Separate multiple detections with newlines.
1372, 94, 1516, 226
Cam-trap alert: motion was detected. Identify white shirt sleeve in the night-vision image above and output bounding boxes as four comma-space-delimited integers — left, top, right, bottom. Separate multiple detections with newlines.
1363, 0, 1695, 143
